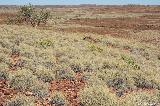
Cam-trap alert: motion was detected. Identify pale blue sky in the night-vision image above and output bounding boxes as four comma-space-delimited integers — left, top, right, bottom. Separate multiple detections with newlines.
0, 0, 160, 5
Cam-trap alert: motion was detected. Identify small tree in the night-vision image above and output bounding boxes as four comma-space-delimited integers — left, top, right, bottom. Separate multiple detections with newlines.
20, 4, 35, 23
29, 9, 51, 27
7, 4, 50, 27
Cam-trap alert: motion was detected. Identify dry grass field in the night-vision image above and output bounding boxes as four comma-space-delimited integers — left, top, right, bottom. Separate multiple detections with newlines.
0, 5, 160, 106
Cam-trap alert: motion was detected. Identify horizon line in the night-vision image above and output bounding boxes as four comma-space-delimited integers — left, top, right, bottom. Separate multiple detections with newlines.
0, 4, 159, 6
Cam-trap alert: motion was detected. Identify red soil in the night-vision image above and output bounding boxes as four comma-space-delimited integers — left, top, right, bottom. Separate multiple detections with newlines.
50, 72, 85, 106
0, 80, 17, 106
0, 13, 16, 24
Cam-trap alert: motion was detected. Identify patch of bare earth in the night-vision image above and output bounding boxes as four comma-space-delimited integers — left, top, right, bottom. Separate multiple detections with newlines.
50, 72, 85, 106
0, 13, 16, 24
0, 80, 17, 106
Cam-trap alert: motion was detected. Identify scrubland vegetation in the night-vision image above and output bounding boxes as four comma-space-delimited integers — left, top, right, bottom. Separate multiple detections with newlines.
0, 4, 160, 106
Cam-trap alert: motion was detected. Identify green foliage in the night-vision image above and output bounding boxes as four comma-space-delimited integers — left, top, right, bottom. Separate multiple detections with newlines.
7, 4, 50, 27
37, 38, 53, 49
20, 4, 35, 19
88, 44, 103, 53
121, 55, 134, 65
30, 9, 51, 27
121, 55, 140, 70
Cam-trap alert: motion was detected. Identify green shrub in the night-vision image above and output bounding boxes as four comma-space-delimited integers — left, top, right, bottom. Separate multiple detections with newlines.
30, 9, 51, 27
20, 4, 35, 19
37, 38, 53, 49
5, 93, 35, 106
121, 55, 140, 70
7, 4, 50, 27
121, 55, 135, 65
88, 44, 103, 53
79, 85, 117, 106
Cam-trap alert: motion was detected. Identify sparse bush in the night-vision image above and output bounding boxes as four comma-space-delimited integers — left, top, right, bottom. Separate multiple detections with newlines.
83, 64, 93, 72
57, 69, 75, 80
7, 4, 50, 27
30, 9, 51, 27
123, 45, 132, 51
37, 38, 53, 49
0, 70, 9, 80
43, 61, 55, 70
0, 40, 12, 49
8, 69, 37, 91
121, 55, 140, 70
122, 90, 160, 106
19, 4, 35, 22
70, 64, 82, 73
107, 78, 126, 90
83, 36, 100, 43
79, 85, 117, 106
21, 52, 34, 59
121, 55, 134, 65
5, 93, 35, 106
88, 44, 103, 53
30, 82, 49, 98
101, 62, 117, 70
106, 77, 132, 97
49, 91, 67, 106
7, 16, 24, 25
11, 46, 20, 56
0, 62, 9, 71
133, 75, 158, 89
35, 66, 55, 83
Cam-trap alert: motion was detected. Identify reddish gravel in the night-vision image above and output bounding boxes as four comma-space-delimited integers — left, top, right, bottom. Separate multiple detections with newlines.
50, 72, 85, 106
0, 80, 17, 106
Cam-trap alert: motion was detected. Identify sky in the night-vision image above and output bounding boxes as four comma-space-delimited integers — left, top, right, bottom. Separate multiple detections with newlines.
0, 0, 160, 5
